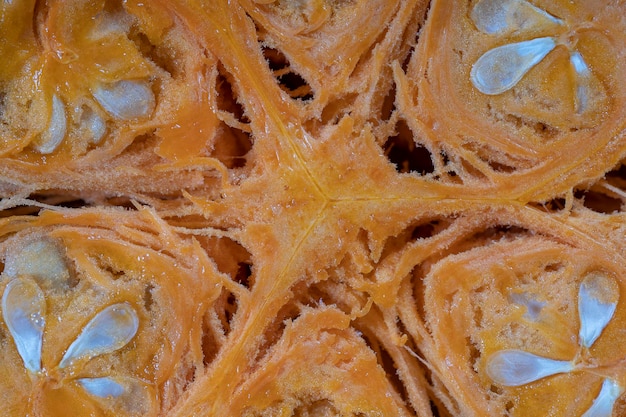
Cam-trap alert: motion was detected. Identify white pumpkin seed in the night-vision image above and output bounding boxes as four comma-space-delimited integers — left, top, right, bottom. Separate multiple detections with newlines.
470, 37, 556, 95
570, 51, 592, 114
581, 379, 623, 417
34, 94, 67, 154
77, 375, 154, 414
486, 349, 573, 386
578, 272, 619, 349
1, 278, 45, 373
59, 303, 139, 368
77, 376, 125, 398
93, 80, 155, 120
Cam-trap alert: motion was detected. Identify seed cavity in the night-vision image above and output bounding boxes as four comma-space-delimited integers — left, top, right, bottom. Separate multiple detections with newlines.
3, 238, 70, 291
509, 292, 545, 321
471, 0, 563, 35
93, 80, 155, 120
469, 1, 604, 114
1, 278, 46, 373
486, 273, 622, 415
486, 349, 573, 386
59, 302, 139, 369
470, 37, 556, 95
578, 272, 619, 349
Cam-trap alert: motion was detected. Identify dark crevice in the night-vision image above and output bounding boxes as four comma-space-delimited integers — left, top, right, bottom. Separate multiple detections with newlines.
606, 163, 626, 181
54, 198, 88, 208
278, 72, 312, 100
544, 262, 564, 273
575, 189, 622, 214
197, 236, 254, 290
459, 158, 488, 181
129, 29, 177, 77
95, 256, 126, 280
360, 331, 412, 409
201, 311, 221, 366
262, 46, 288, 72
384, 120, 434, 175
220, 289, 238, 336
401, 4, 428, 75
461, 140, 521, 174
350, 26, 389, 81
411, 265, 428, 323
430, 401, 441, 417
317, 94, 357, 126
127, 131, 159, 152
214, 65, 253, 168
381, 218, 449, 261
533, 121, 558, 138
380, 83, 396, 122
401, 46, 414, 73
143, 284, 155, 311
216, 64, 249, 123
444, 225, 531, 257
500, 113, 559, 140
27, 193, 90, 209
0, 92, 6, 119
296, 280, 339, 311
253, 301, 301, 366
486, 160, 516, 174
436, 150, 460, 181
212, 123, 252, 169
234, 262, 253, 290
103, 196, 139, 210
466, 336, 480, 370
0, 206, 42, 219
472, 225, 530, 242
262, 46, 313, 101
536, 197, 567, 213
293, 400, 340, 416
411, 220, 438, 241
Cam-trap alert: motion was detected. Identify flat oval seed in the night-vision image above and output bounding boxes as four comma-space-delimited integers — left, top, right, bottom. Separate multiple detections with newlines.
59, 302, 139, 369
582, 379, 623, 417
77, 375, 155, 415
570, 51, 592, 114
34, 94, 67, 154
578, 272, 619, 348
570, 51, 590, 75
2, 278, 46, 373
93, 80, 155, 120
486, 349, 573, 386
77, 377, 125, 398
470, 37, 556, 95
471, 0, 563, 35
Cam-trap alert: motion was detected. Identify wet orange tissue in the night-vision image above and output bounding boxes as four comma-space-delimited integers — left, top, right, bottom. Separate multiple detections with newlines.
0, 1, 625, 416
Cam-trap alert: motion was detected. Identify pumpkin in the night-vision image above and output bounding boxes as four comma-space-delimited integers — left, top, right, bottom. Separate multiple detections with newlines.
0, 1, 625, 416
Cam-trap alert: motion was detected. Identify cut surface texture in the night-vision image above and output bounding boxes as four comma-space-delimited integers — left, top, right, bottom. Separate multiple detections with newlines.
0, 1, 626, 416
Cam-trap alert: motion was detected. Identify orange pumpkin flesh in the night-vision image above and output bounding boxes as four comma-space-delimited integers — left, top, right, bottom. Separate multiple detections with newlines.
1, 1, 626, 416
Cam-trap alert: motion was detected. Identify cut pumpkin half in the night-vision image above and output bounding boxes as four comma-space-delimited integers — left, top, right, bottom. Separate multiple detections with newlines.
1, 1, 626, 416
